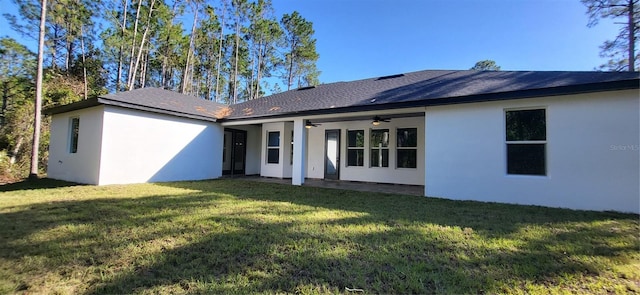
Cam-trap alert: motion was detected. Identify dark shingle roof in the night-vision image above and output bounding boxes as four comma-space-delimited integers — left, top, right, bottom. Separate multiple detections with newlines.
226, 70, 639, 120
45, 70, 638, 121
45, 87, 229, 122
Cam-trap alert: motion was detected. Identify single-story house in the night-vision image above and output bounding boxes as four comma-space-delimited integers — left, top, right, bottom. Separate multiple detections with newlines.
44, 70, 640, 213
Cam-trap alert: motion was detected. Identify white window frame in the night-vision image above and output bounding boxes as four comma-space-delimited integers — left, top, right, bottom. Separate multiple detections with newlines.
266, 131, 280, 164
346, 129, 365, 167
370, 128, 389, 168
504, 107, 547, 176
69, 117, 80, 154
396, 127, 418, 169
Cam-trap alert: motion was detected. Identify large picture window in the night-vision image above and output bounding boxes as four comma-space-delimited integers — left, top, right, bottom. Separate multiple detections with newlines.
267, 131, 280, 164
347, 130, 364, 166
69, 117, 79, 153
397, 128, 417, 168
370, 129, 389, 167
505, 109, 546, 175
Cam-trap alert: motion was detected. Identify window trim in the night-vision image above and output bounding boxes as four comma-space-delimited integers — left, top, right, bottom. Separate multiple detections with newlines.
396, 127, 418, 169
504, 107, 548, 176
69, 117, 79, 154
370, 128, 390, 168
266, 131, 280, 164
346, 129, 365, 167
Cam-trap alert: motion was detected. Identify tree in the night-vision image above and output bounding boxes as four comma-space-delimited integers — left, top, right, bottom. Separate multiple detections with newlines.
582, 0, 639, 71
247, 0, 282, 100
0, 38, 35, 171
470, 60, 501, 71
29, 0, 47, 179
280, 11, 319, 90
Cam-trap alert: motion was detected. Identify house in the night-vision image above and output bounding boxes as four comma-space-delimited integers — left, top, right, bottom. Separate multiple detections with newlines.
44, 70, 640, 213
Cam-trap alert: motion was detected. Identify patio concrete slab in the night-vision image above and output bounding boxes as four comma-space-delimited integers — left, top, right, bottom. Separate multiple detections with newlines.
231, 176, 424, 196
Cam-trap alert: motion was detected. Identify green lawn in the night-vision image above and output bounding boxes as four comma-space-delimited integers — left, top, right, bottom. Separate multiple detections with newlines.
0, 179, 638, 294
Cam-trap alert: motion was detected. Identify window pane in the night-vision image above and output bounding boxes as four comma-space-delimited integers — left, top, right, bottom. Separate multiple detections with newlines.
397, 150, 417, 168
506, 109, 546, 141
507, 144, 546, 175
267, 148, 279, 164
397, 128, 417, 147
370, 149, 389, 167
268, 131, 280, 147
348, 130, 364, 147
70, 117, 79, 153
347, 149, 364, 166
370, 129, 389, 147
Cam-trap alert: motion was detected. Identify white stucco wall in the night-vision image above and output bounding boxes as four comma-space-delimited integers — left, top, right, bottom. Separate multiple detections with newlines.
425, 90, 640, 213
47, 106, 104, 184
260, 122, 289, 178
306, 117, 425, 185
98, 106, 223, 185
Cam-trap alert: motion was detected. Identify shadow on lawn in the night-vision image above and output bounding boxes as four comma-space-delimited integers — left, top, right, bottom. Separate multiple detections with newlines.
0, 179, 637, 294
0, 178, 82, 192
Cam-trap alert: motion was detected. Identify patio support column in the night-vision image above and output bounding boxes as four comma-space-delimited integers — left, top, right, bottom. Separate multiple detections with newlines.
424, 109, 428, 197
292, 118, 307, 185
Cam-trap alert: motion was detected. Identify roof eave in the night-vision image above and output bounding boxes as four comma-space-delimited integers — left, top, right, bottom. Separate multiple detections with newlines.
221, 79, 639, 122
43, 97, 218, 122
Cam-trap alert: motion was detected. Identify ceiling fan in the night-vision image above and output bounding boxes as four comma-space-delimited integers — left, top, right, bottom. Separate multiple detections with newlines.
372, 116, 391, 126
305, 120, 321, 129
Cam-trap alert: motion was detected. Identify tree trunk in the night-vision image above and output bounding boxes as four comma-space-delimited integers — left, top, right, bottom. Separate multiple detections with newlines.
233, 16, 239, 104
116, 0, 128, 92
215, 2, 225, 103
628, 0, 636, 72
128, 0, 156, 90
255, 41, 265, 99
182, 1, 199, 94
287, 52, 294, 90
29, 0, 47, 180
127, 0, 143, 89
140, 48, 148, 87
10, 136, 23, 165
80, 25, 88, 99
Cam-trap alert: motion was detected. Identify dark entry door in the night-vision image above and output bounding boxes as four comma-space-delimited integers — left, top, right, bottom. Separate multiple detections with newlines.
223, 129, 246, 175
324, 129, 340, 180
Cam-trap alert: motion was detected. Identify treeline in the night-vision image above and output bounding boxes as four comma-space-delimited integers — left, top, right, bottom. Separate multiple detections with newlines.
5, 0, 319, 103
0, 0, 319, 180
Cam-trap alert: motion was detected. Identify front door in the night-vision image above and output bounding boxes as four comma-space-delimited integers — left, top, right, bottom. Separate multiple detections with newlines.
324, 129, 340, 180
223, 129, 246, 175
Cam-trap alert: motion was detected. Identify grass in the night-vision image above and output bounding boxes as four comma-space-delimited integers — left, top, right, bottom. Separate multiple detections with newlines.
0, 178, 638, 294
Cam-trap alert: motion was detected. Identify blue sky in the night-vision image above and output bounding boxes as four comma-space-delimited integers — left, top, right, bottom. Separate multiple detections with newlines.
271, 0, 617, 83
1, 0, 618, 84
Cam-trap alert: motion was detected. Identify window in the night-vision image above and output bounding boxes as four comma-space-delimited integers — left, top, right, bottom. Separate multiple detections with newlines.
69, 117, 79, 153
347, 130, 364, 166
505, 109, 546, 175
290, 131, 294, 165
267, 131, 280, 164
370, 129, 389, 167
397, 128, 417, 168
